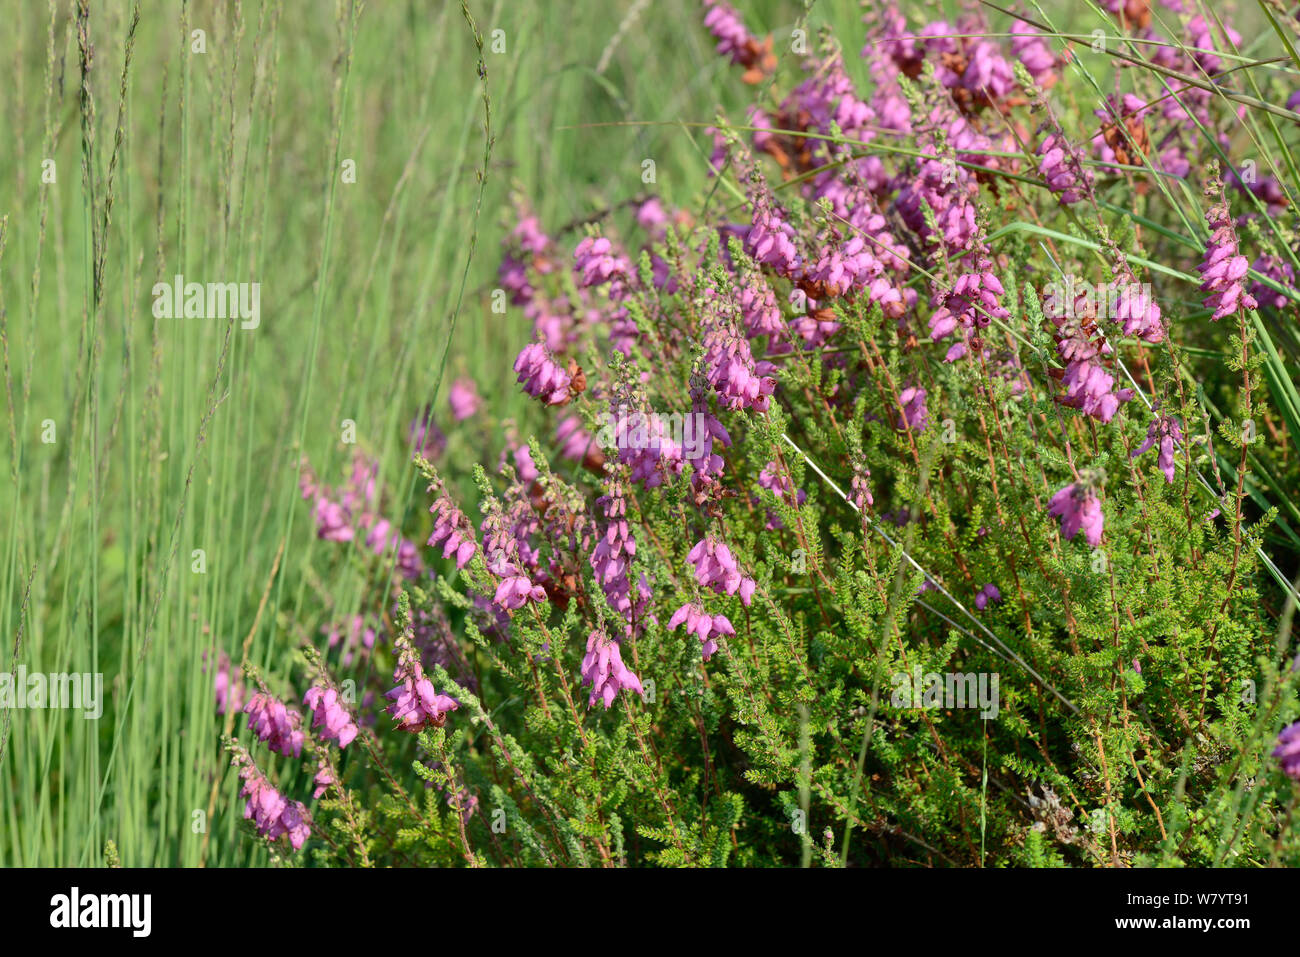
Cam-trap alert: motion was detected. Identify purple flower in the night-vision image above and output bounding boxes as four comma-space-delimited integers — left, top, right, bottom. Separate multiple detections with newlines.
488, 553, 547, 611
448, 378, 481, 421
757, 462, 806, 530
1011, 21, 1058, 86
974, 583, 1002, 611
591, 480, 650, 631
1037, 132, 1093, 205
702, 306, 778, 412
896, 386, 929, 431
1048, 481, 1105, 547
573, 235, 632, 292
1273, 722, 1300, 781
427, 483, 478, 569
213, 651, 245, 716
1198, 175, 1257, 322
385, 632, 459, 732
513, 342, 572, 405
1132, 413, 1183, 483
744, 180, 801, 276
687, 537, 756, 606
1249, 254, 1297, 310
580, 628, 645, 709
243, 691, 305, 758
311, 755, 335, 800
303, 684, 359, 748
234, 749, 311, 850
668, 602, 736, 661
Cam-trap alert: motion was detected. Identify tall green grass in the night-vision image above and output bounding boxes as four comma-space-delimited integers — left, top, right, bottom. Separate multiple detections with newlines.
0, 0, 769, 866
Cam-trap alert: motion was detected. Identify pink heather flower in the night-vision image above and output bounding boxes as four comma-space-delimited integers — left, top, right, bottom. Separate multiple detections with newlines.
1273, 722, 1300, 781
1046, 287, 1134, 423
1011, 21, 1057, 86
1132, 413, 1184, 483
702, 0, 753, 64
427, 483, 478, 569
311, 755, 335, 800
974, 583, 1002, 611
687, 537, 756, 606
322, 616, 377, 669
303, 685, 360, 749
931, 264, 1009, 362
448, 378, 481, 421
1037, 132, 1093, 205
896, 386, 929, 431
555, 414, 603, 468
243, 691, 305, 758
234, 749, 310, 850
636, 198, 670, 236
1048, 481, 1105, 547
1108, 262, 1165, 343
1186, 14, 1239, 76
702, 0, 773, 79
313, 497, 354, 542
703, 312, 778, 412
1249, 254, 1297, 310
362, 517, 425, 581
385, 632, 459, 732
744, 179, 801, 276
591, 480, 650, 630
580, 628, 645, 709
513, 342, 572, 405
1198, 177, 1257, 322
737, 269, 786, 348
960, 38, 1014, 102
488, 553, 548, 611
757, 462, 806, 530
574, 235, 632, 292
213, 651, 245, 716
668, 602, 735, 661
850, 468, 874, 512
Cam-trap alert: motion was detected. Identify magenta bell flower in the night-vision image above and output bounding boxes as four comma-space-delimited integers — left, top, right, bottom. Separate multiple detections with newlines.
1048, 481, 1105, 547
687, 537, 756, 606
1273, 722, 1300, 781
243, 691, 305, 758
668, 602, 735, 661
1132, 414, 1184, 483
303, 684, 359, 749
580, 629, 645, 709
513, 342, 572, 405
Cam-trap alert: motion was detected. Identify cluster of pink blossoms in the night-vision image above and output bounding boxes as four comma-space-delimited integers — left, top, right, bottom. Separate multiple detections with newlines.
1133, 413, 1184, 484
513, 342, 573, 406
1048, 480, 1105, 548
385, 629, 459, 732
303, 684, 359, 748
234, 748, 311, 850
300, 454, 424, 580
580, 628, 645, 709
244, 691, 305, 758
688, 537, 756, 606
427, 480, 478, 568
669, 603, 736, 661
1199, 177, 1258, 322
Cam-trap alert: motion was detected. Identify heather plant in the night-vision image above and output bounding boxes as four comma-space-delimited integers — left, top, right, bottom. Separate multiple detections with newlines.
5, 0, 1300, 869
